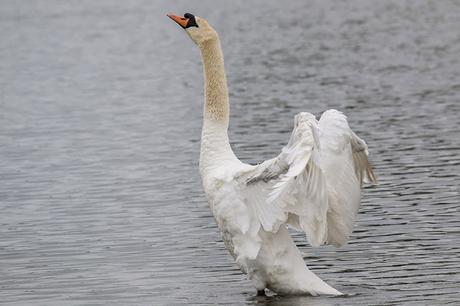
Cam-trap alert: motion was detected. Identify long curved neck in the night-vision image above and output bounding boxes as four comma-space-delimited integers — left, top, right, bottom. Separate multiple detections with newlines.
199, 37, 237, 172
200, 37, 229, 124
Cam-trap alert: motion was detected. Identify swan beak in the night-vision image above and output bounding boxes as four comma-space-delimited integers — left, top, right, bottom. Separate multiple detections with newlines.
167, 13, 189, 29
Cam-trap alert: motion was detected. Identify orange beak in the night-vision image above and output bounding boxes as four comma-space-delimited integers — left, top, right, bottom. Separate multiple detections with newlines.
167, 13, 189, 29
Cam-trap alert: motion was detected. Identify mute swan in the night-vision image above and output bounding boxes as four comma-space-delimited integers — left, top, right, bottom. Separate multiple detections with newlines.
167, 13, 377, 296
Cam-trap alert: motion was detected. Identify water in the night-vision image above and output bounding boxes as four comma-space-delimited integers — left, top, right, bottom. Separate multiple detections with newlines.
1, 0, 459, 305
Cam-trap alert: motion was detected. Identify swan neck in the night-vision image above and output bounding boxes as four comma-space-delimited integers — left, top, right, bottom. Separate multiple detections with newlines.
200, 37, 229, 125
199, 37, 238, 172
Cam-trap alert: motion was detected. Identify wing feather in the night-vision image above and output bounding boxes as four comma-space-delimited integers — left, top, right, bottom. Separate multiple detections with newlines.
350, 131, 378, 185
231, 109, 376, 252
237, 112, 329, 247
319, 109, 376, 246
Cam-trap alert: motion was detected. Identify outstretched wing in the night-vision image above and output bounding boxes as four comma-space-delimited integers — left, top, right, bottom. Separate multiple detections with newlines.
318, 109, 377, 246
236, 110, 377, 248
237, 112, 329, 247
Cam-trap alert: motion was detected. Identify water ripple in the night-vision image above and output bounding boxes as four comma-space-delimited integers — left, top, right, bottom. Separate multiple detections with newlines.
1, 0, 460, 305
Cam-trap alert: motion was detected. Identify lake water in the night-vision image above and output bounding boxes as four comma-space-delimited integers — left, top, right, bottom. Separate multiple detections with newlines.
1, 0, 459, 305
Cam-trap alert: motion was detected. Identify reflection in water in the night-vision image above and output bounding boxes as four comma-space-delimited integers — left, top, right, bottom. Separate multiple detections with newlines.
1, 0, 460, 305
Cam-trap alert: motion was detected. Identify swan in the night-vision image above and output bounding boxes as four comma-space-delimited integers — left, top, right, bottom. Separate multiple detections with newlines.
167, 13, 377, 296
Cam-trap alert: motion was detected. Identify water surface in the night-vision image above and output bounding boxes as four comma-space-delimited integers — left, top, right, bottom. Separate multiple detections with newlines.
1, 0, 460, 305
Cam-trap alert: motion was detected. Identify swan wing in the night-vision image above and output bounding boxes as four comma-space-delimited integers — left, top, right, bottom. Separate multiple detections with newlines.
236, 110, 377, 249
237, 112, 329, 247
318, 109, 377, 246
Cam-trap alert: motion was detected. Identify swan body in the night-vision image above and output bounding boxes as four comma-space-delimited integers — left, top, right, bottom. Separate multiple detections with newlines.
168, 13, 377, 296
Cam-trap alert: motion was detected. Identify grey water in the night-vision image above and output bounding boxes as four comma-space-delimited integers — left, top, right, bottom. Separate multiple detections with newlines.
1, 0, 459, 305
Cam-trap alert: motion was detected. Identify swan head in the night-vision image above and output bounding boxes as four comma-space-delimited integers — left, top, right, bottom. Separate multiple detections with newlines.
167, 13, 218, 46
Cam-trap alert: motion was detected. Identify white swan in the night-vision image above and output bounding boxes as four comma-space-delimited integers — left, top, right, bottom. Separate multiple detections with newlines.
168, 13, 377, 296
